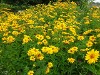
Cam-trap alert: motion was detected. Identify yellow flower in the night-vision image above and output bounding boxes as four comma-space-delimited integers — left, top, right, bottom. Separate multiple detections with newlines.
68, 47, 78, 54
67, 58, 75, 63
39, 18, 45, 22
27, 48, 44, 60
83, 29, 93, 35
47, 48, 53, 54
47, 62, 53, 68
27, 70, 34, 75
41, 46, 59, 54
42, 39, 48, 45
27, 48, 37, 56
27, 20, 34, 24
77, 35, 84, 40
85, 48, 90, 51
72, 47, 78, 50
89, 35, 96, 42
12, 31, 19, 36
49, 45, 59, 53
2, 37, 7, 41
46, 36, 51, 39
54, 22, 66, 30
84, 20, 90, 24
35, 34, 44, 40
85, 49, 99, 64
68, 36, 75, 42
68, 50, 74, 54
6, 36, 15, 43
36, 53, 44, 60
37, 41, 42, 45
23, 35, 32, 44
30, 56, 35, 61
97, 34, 100, 37
69, 27, 77, 36
45, 67, 50, 74
95, 29, 100, 32
3, 32, 9, 36
62, 40, 70, 44
41, 47, 48, 53
86, 41, 93, 47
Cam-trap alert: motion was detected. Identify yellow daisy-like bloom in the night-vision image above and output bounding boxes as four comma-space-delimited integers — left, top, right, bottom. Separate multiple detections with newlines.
6, 36, 15, 43
68, 46, 78, 54
62, 40, 70, 44
86, 41, 93, 47
77, 35, 84, 40
12, 31, 19, 36
36, 53, 44, 60
2, 37, 7, 41
27, 70, 34, 75
46, 48, 53, 54
46, 36, 51, 39
35, 34, 44, 40
42, 39, 48, 45
54, 22, 66, 30
47, 62, 53, 68
85, 49, 99, 64
68, 49, 75, 54
27, 48, 36, 56
49, 45, 59, 53
37, 41, 42, 45
30, 56, 35, 61
27, 47, 44, 61
89, 35, 96, 42
41, 47, 49, 53
67, 58, 75, 63
23, 35, 32, 44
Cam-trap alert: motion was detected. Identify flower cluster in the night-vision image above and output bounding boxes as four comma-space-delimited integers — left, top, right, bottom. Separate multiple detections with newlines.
45, 62, 53, 74
68, 46, 78, 54
27, 48, 44, 61
23, 35, 32, 44
2, 35, 15, 43
41, 46, 59, 54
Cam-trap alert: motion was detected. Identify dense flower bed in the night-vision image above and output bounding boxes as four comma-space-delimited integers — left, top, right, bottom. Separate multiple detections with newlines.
0, 2, 100, 75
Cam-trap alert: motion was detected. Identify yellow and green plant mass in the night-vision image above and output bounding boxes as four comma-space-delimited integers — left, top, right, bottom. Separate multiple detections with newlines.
0, 1, 100, 75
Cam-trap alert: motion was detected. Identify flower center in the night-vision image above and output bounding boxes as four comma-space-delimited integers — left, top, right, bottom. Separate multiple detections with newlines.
90, 54, 95, 59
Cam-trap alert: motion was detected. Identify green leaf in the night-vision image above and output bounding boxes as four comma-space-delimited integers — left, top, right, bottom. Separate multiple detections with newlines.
84, 64, 97, 74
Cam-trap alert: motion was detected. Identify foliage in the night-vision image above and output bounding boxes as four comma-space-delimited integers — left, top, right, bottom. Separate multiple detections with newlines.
0, 1, 100, 75
0, 0, 92, 5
